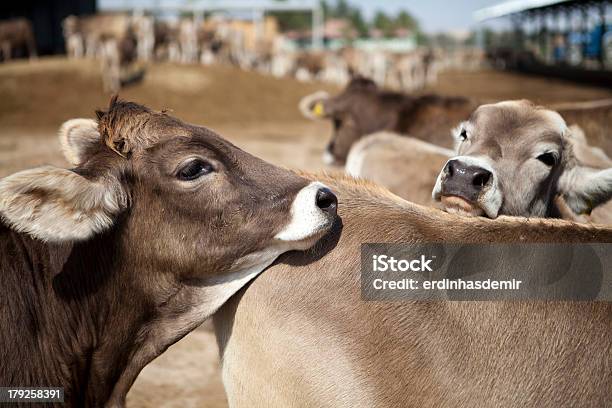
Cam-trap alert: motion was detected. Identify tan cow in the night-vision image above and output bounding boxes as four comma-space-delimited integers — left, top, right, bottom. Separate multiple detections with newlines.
433, 100, 612, 221
347, 129, 612, 225
62, 14, 142, 92
345, 131, 452, 206
215, 173, 612, 407
62, 14, 130, 58
132, 13, 155, 62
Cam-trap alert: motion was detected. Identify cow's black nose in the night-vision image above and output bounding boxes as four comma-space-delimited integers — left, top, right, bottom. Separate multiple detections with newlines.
315, 187, 338, 216
442, 160, 492, 200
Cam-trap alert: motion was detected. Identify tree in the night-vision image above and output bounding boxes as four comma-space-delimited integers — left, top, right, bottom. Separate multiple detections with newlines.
334, 0, 351, 17
373, 11, 394, 37
269, 0, 311, 31
320, 0, 331, 18
270, 0, 420, 41
349, 9, 368, 37
394, 10, 419, 32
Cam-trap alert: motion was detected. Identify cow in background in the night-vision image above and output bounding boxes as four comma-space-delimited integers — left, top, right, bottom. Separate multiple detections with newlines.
62, 14, 143, 92
0, 18, 37, 61
345, 131, 452, 207
62, 14, 130, 59
300, 76, 475, 164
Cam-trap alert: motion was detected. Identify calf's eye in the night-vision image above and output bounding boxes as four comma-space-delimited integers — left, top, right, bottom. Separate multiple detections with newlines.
459, 129, 468, 141
177, 160, 214, 181
536, 152, 557, 167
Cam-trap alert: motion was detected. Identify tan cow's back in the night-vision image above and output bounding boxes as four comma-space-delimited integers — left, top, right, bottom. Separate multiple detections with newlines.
80, 14, 130, 40
346, 132, 452, 206
215, 173, 612, 408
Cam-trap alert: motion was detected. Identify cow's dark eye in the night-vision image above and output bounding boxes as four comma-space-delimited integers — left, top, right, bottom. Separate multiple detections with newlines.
459, 129, 468, 141
537, 152, 557, 167
177, 160, 214, 181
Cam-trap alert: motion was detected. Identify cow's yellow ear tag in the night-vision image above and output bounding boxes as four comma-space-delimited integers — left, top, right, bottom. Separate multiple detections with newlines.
313, 102, 325, 117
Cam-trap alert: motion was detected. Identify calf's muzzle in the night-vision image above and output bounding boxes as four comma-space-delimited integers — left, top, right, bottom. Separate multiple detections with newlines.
441, 159, 492, 202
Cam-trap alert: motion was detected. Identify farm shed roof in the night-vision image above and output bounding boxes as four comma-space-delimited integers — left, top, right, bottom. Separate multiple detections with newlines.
474, 0, 602, 21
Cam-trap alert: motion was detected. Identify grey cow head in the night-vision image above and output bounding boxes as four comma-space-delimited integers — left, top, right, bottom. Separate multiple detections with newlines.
433, 100, 612, 218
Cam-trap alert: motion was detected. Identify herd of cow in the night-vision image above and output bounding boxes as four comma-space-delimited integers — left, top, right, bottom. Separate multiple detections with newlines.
0, 13, 477, 93
301, 77, 612, 223
1, 75, 612, 406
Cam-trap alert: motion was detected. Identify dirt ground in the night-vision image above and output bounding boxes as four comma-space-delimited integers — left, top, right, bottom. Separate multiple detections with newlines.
1, 58, 611, 407
0, 58, 340, 179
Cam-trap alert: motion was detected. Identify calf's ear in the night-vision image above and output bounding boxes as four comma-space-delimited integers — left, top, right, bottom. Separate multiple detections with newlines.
0, 166, 126, 242
298, 91, 330, 120
558, 165, 612, 215
59, 118, 101, 166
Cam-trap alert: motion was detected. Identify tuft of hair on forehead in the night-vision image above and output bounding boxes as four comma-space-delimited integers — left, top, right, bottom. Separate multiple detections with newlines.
95, 95, 163, 157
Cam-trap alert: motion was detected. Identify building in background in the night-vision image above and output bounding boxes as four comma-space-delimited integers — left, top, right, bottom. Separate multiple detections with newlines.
475, 0, 611, 85
0, 0, 96, 55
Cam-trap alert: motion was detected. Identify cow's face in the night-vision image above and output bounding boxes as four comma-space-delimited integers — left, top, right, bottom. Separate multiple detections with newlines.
62, 15, 78, 36
0, 98, 337, 285
299, 77, 392, 165
432, 100, 612, 218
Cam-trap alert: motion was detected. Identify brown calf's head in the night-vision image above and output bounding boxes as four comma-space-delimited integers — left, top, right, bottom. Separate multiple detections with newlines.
299, 77, 398, 165
433, 100, 612, 218
0, 97, 337, 301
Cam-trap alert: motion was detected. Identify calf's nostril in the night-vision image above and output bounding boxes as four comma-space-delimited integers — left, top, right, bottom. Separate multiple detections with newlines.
446, 160, 457, 176
472, 169, 492, 189
315, 187, 338, 215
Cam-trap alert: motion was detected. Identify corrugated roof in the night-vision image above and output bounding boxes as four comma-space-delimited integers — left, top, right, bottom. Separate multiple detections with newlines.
474, 0, 572, 21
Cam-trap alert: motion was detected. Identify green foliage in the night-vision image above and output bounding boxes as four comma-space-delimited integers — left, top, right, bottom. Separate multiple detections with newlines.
268, 0, 311, 31
373, 11, 394, 37
271, 0, 421, 40
373, 9, 420, 38
333, 0, 351, 17
321, 0, 369, 37
349, 9, 368, 37
269, 10, 312, 31
416, 31, 430, 46
395, 10, 419, 32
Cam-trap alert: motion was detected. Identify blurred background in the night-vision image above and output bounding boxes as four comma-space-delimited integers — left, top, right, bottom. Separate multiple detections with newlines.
1, 0, 611, 406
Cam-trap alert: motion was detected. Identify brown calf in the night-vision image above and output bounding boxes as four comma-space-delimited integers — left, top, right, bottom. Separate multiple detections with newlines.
0, 99, 336, 406
347, 129, 612, 224
433, 100, 612, 220
299, 76, 475, 165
